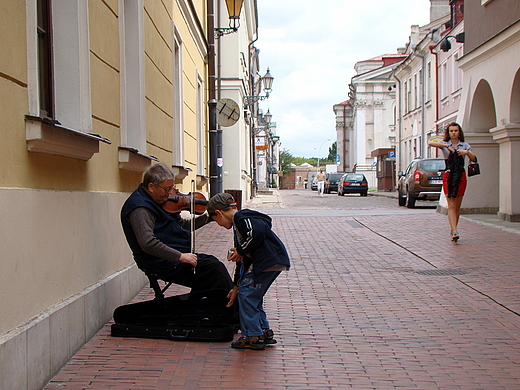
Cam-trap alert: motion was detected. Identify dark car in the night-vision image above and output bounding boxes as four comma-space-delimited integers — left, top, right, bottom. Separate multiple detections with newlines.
397, 158, 446, 208
324, 172, 344, 193
337, 173, 369, 196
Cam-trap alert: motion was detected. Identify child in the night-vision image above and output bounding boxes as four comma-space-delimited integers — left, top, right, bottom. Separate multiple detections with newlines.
207, 193, 290, 350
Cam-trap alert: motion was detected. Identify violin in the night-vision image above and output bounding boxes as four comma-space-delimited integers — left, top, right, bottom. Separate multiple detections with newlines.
162, 188, 208, 214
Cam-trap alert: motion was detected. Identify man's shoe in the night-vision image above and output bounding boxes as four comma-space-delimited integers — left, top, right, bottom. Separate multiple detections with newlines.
260, 329, 277, 345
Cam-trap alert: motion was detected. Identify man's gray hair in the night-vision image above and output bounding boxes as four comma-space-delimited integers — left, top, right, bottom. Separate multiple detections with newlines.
143, 163, 175, 186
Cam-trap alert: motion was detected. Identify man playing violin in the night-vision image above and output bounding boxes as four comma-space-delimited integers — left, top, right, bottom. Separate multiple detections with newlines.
121, 163, 233, 295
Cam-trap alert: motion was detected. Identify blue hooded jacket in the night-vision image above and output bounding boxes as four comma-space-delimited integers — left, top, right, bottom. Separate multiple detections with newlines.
232, 209, 290, 276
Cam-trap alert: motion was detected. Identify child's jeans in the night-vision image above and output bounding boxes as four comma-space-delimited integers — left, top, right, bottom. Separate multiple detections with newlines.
237, 270, 281, 337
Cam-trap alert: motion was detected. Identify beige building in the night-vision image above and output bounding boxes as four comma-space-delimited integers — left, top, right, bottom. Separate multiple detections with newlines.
0, 1, 234, 388
349, 53, 406, 190
456, 0, 520, 221
393, 13, 451, 174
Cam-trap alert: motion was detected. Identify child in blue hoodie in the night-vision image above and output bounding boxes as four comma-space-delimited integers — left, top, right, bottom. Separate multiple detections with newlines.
207, 193, 291, 350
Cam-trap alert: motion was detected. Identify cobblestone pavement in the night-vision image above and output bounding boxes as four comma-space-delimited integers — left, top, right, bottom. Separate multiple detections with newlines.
45, 190, 520, 389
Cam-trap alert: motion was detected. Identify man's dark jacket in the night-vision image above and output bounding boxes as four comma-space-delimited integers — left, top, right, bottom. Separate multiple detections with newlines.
121, 184, 190, 274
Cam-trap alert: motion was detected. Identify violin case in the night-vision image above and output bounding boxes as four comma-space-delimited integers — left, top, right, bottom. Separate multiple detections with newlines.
111, 288, 237, 342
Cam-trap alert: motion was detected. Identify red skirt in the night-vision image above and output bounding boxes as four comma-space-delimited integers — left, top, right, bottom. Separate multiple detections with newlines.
443, 171, 467, 197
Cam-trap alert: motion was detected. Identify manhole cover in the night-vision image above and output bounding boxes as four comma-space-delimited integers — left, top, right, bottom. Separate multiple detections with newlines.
413, 269, 470, 276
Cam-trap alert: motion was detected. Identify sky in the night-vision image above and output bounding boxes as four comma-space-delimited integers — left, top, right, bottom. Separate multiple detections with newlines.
255, 0, 432, 158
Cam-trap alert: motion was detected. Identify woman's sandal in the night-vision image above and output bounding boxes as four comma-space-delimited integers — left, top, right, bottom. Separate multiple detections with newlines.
231, 336, 265, 350
451, 231, 459, 242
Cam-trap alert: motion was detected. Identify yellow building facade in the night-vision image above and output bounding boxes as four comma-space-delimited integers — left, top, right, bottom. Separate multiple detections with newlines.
0, 1, 209, 388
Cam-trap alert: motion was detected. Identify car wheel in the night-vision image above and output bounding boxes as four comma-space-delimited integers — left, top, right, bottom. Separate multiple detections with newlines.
406, 192, 416, 208
362, 192, 368, 197
398, 191, 406, 206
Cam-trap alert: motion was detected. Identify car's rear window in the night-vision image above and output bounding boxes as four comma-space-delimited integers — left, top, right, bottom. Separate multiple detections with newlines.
420, 160, 445, 172
328, 174, 343, 180
345, 174, 364, 181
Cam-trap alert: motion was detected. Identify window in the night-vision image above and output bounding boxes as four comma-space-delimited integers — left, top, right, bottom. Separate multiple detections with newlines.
404, 81, 408, 113
26, 0, 109, 160
418, 69, 423, 107
196, 72, 205, 175
172, 27, 184, 167
121, 0, 145, 151
414, 73, 418, 109
426, 62, 432, 102
37, 0, 53, 118
407, 79, 412, 112
118, 0, 155, 171
453, 51, 462, 92
441, 62, 448, 99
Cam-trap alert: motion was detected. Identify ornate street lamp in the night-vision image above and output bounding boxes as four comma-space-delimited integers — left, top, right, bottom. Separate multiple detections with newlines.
244, 68, 274, 107
215, 0, 244, 38
264, 108, 272, 124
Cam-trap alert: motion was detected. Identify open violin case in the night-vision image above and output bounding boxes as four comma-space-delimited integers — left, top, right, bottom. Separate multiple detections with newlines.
111, 288, 237, 342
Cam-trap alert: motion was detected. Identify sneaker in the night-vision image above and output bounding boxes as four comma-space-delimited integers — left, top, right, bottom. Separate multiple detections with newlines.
231, 336, 265, 350
260, 329, 277, 345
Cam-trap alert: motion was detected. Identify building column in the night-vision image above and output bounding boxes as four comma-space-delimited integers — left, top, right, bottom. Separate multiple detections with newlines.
452, 133, 499, 214
490, 124, 520, 222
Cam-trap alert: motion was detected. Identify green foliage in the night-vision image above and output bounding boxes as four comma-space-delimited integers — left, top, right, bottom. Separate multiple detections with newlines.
327, 141, 337, 162
279, 149, 295, 173
279, 145, 337, 171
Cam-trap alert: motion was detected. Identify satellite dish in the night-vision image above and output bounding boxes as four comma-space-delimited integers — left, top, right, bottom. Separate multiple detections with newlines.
216, 98, 240, 127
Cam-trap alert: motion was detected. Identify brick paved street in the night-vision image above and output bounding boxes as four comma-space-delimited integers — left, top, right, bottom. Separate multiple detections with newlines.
45, 190, 520, 389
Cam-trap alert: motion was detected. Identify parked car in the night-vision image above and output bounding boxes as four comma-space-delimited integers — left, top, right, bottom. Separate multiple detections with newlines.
397, 158, 446, 208
324, 172, 344, 193
337, 173, 369, 196
311, 179, 318, 191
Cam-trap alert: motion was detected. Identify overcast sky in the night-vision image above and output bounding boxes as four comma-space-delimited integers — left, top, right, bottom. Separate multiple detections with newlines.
255, 0, 432, 158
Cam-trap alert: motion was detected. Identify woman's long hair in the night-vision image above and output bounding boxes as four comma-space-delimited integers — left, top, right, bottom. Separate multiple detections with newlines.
443, 122, 465, 142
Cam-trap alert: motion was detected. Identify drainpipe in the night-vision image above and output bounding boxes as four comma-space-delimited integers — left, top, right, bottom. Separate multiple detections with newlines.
248, 37, 259, 197
429, 45, 440, 158
207, 0, 222, 196
343, 104, 347, 172
412, 48, 426, 159
392, 68, 402, 174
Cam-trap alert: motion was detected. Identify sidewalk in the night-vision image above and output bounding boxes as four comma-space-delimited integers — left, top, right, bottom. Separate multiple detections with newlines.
368, 190, 520, 235
45, 190, 520, 389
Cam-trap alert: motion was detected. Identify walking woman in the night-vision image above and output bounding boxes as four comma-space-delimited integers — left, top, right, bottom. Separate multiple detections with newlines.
428, 123, 477, 242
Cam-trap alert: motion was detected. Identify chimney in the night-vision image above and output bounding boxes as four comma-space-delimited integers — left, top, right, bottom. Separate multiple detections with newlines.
430, 0, 450, 22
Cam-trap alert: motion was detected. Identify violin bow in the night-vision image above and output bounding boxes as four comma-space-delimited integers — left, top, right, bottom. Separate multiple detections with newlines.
190, 180, 196, 274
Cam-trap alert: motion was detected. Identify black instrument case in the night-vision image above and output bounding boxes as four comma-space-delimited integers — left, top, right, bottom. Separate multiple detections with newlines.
111, 289, 236, 342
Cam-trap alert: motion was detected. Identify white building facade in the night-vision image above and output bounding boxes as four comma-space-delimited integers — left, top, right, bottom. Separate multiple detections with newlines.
348, 54, 405, 190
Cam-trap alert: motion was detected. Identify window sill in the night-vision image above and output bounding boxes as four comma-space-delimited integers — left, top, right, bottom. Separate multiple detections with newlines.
25, 115, 111, 161
196, 175, 209, 187
118, 147, 158, 172
172, 165, 192, 182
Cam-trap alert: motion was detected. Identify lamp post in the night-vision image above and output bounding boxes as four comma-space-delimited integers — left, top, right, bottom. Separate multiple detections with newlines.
271, 135, 280, 188
317, 139, 331, 171
207, 0, 245, 196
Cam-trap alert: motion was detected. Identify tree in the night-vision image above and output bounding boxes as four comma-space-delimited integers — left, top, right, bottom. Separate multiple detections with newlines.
327, 141, 337, 162
279, 149, 295, 174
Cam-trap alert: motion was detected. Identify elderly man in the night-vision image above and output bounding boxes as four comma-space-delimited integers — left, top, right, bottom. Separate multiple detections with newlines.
121, 163, 233, 294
